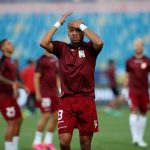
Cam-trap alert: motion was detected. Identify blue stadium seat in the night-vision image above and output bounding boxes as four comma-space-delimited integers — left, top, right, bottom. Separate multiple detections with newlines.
0, 13, 150, 73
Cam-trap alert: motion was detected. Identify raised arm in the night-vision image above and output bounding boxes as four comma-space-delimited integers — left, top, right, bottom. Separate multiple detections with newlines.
40, 12, 72, 53
68, 19, 103, 51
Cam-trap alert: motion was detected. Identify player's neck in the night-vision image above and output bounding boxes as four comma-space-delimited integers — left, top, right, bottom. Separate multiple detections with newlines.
71, 41, 83, 48
45, 53, 51, 57
135, 53, 144, 59
3, 52, 11, 58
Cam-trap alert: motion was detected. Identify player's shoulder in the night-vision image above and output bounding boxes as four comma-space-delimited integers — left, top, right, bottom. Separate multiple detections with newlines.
143, 56, 150, 65
38, 55, 45, 61
143, 55, 150, 60
52, 40, 67, 46
50, 55, 58, 64
0, 55, 7, 66
82, 41, 92, 47
35, 55, 45, 67
126, 56, 135, 62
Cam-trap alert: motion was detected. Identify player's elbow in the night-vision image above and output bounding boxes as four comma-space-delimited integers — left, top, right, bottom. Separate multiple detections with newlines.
40, 40, 46, 49
98, 40, 104, 48
95, 40, 104, 51
40, 40, 53, 53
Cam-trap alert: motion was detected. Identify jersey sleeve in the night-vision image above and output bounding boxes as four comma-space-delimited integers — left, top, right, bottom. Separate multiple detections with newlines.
51, 41, 66, 58
88, 41, 102, 57
148, 58, 150, 72
0, 57, 6, 74
35, 58, 43, 73
126, 60, 131, 73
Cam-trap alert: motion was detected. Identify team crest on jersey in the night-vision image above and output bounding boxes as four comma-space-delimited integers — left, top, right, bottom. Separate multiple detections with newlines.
78, 50, 85, 58
94, 120, 98, 128
141, 62, 147, 69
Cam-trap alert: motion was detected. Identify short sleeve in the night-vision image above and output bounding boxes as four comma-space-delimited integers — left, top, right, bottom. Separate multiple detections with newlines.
88, 41, 101, 57
51, 41, 66, 58
35, 59, 43, 73
148, 58, 150, 72
0, 57, 6, 74
126, 60, 131, 73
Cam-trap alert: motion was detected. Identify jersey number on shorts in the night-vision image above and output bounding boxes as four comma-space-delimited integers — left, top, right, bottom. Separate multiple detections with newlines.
6, 107, 16, 118
42, 98, 51, 107
58, 110, 63, 121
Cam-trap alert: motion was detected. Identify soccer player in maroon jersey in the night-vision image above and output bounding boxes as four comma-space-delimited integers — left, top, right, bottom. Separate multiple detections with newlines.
0, 39, 25, 150
40, 13, 103, 150
104, 60, 123, 116
125, 38, 150, 147
32, 51, 60, 150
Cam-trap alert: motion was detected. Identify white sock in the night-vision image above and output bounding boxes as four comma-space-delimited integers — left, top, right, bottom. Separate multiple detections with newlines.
13, 136, 19, 150
137, 115, 147, 142
129, 114, 138, 142
33, 131, 43, 145
5, 142, 13, 150
43, 132, 53, 144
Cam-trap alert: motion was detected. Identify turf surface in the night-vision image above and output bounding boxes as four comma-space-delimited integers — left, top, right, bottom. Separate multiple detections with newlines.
0, 107, 150, 150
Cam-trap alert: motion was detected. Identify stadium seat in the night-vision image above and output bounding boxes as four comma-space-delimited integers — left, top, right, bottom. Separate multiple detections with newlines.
0, 13, 150, 73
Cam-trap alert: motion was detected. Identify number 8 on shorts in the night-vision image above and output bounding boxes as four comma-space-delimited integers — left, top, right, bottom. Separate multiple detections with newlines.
58, 110, 63, 121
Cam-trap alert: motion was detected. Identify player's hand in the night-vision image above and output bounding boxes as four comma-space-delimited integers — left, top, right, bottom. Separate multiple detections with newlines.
67, 19, 83, 29
59, 12, 72, 25
36, 93, 42, 101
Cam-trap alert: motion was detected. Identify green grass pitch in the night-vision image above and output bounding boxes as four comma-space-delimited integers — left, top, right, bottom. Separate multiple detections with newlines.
0, 107, 150, 150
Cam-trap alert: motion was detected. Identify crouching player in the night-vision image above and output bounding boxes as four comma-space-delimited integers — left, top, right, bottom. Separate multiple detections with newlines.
32, 51, 60, 150
0, 39, 25, 150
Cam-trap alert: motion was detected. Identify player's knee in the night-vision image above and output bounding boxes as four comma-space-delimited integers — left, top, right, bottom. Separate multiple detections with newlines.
5, 121, 15, 140
59, 135, 71, 148
52, 116, 58, 125
60, 138, 70, 146
140, 111, 147, 116
80, 135, 92, 150
131, 108, 139, 114
80, 141, 91, 150
18, 116, 23, 124
42, 112, 50, 120
60, 140, 71, 150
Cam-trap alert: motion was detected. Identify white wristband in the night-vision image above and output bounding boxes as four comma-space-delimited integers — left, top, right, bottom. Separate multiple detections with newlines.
54, 21, 61, 28
79, 24, 87, 31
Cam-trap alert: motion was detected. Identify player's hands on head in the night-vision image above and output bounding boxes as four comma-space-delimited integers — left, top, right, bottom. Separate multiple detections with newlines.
68, 19, 83, 29
59, 12, 72, 25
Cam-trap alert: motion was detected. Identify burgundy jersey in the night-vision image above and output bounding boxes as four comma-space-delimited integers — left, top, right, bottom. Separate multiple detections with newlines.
105, 66, 117, 88
51, 41, 101, 98
0, 56, 17, 96
126, 56, 150, 94
35, 55, 58, 97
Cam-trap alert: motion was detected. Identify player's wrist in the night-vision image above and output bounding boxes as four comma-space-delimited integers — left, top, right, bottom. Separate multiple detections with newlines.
79, 24, 87, 31
54, 21, 61, 29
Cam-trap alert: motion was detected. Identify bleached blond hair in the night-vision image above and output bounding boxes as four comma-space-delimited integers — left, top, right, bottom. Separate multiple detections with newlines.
134, 38, 144, 47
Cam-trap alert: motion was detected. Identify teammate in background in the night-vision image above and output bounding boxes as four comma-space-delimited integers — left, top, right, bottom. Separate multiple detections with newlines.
40, 13, 103, 150
104, 60, 123, 116
21, 60, 36, 114
32, 51, 60, 150
0, 39, 25, 150
125, 38, 150, 147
